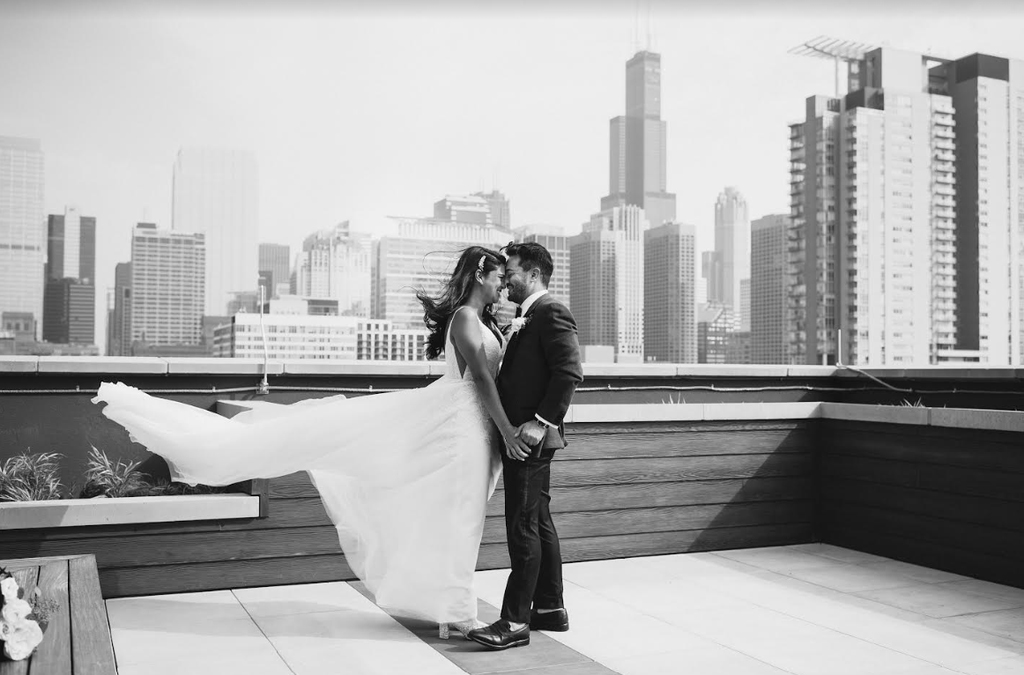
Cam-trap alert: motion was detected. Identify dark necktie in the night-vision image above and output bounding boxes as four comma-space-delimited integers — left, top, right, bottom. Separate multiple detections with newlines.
515, 306, 522, 318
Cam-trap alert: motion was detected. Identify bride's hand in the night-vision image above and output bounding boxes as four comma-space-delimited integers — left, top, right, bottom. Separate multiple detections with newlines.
502, 428, 532, 461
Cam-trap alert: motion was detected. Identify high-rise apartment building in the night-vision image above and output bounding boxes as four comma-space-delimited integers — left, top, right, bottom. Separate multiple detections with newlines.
372, 217, 513, 329
130, 223, 206, 348
514, 227, 571, 308
570, 204, 645, 362
601, 51, 677, 228
643, 222, 697, 363
712, 188, 750, 324
296, 222, 372, 317
934, 54, 1024, 364
751, 214, 789, 364
107, 262, 132, 356
0, 137, 45, 336
789, 47, 960, 365
172, 147, 258, 316
43, 207, 96, 344
258, 243, 291, 300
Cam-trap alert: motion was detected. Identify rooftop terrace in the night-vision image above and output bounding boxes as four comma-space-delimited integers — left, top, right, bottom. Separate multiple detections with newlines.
2, 359, 1024, 673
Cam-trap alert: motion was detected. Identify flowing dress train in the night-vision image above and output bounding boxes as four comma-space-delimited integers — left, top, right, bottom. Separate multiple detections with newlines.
92, 309, 503, 623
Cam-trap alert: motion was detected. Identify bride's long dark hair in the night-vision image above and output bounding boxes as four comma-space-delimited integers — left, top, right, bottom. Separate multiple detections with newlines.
418, 246, 504, 360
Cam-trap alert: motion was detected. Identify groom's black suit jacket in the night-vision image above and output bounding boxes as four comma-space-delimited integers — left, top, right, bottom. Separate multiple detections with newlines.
496, 293, 584, 451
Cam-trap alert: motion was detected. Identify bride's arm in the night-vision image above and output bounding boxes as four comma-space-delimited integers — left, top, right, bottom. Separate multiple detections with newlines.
449, 309, 533, 460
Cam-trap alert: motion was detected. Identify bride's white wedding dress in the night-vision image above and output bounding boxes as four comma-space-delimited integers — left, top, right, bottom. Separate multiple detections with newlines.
93, 307, 503, 624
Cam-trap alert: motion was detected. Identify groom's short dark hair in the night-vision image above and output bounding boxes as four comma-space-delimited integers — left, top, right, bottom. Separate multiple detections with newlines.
504, 242, 553, 285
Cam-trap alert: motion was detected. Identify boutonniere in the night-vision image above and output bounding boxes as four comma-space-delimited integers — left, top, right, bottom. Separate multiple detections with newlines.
504, 316, 530, 338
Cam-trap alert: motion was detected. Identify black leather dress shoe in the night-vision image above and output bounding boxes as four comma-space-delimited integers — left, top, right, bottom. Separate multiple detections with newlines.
466, 619, 530, 650
530, 607, 569, 632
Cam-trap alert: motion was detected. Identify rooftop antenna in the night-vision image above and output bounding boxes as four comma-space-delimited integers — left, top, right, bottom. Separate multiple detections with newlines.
632, 0, 639, 53
788, 36, 875, 98
645, 0, 652, 52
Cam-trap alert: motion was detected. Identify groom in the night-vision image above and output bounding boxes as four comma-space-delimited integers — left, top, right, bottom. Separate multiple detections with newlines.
467, 242, 584, 650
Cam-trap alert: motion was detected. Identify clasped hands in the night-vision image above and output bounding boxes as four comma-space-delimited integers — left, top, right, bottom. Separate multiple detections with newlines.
502, 420, 547, 461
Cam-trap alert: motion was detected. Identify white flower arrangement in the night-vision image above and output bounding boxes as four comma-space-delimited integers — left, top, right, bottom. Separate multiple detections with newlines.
0, 567, 51, 662
506, 316, 530, 338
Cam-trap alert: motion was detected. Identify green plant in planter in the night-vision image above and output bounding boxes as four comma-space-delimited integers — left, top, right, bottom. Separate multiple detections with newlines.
0, 452, 64, 502
79, 446, 152, 498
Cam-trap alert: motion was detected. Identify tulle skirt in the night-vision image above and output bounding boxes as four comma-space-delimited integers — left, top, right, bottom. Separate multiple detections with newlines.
92, 377, 502, 622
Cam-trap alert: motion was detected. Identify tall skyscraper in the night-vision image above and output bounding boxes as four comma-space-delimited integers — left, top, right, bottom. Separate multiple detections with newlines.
258, 243, 291, 300
0, 137, 45, 336
935, 53, 1024, 364
296, 221, 372, 317
712, 187, 750, 323
372, 217, 512, 329
43, 207, 96, 344
514, 227, 570, 308
644, 222, 697, 363
751, 214, 789, 364
570, 204, 645, 362
789, 47, 961, 366
130, 223, 206, 348
172, 148, 259, 316
601, 51, 677, 228
107, 262, 132, 356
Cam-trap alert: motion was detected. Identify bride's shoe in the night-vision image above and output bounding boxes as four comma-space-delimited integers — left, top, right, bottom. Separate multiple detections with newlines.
438, 619, 484, 640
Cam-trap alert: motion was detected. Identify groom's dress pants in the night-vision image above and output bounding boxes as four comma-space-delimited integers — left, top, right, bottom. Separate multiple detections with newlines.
500, 449, 564, 623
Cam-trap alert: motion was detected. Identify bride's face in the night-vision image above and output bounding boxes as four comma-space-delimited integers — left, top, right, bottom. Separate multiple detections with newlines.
479, 265, 506, 305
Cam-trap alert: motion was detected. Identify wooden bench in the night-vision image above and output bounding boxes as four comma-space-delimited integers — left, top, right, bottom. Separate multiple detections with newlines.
0, 554, 116, 675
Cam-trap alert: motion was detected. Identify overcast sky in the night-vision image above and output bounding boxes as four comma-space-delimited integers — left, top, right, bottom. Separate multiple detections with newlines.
3, 1, 1024, 349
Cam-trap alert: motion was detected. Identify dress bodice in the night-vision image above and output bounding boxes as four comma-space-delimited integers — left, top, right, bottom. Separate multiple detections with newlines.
444, 308, 504, 380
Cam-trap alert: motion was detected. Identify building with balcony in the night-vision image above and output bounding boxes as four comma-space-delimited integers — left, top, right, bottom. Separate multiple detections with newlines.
931, 53, 1024, 365
789, 46, 1024, 367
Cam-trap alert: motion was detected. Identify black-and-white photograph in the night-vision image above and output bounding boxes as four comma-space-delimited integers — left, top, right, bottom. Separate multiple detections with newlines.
2, 1, 1024, 673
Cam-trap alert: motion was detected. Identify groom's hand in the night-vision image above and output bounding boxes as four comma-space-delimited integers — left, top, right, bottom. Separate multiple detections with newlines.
504, 432, 532, 461
517, 420, 547, 448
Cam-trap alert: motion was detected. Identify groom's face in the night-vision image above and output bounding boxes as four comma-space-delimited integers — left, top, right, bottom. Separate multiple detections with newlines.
504, 255, 532, 305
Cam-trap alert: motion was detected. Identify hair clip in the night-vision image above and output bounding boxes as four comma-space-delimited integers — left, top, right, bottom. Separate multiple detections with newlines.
477, 255, 486, 272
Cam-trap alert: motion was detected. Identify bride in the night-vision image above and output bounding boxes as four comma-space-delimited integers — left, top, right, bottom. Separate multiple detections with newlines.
92, 246, 531, 639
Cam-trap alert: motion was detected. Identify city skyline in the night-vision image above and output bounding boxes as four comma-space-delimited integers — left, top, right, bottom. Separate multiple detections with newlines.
3, 4, 1024, 352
